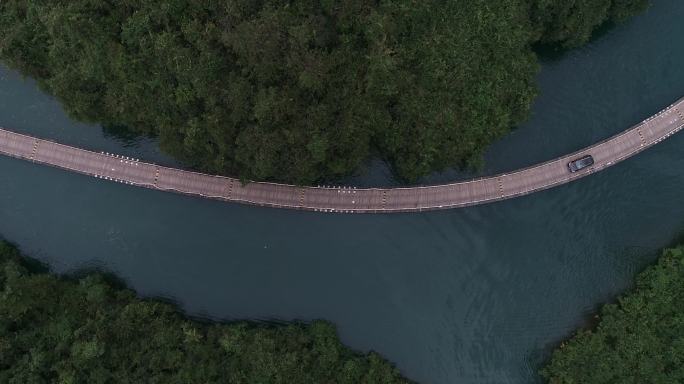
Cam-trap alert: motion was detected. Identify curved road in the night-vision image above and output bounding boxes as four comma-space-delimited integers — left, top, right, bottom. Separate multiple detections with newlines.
1, 97, 683, 213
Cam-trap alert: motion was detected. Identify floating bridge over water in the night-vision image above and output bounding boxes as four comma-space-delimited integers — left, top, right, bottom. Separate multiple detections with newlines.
1, 97, 683, 213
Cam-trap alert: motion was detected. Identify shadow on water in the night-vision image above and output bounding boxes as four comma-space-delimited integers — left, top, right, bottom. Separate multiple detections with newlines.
533, 20, 620, 63
668, 228, 684, 248
1, 239, 50, 275
101, 123, 151, 146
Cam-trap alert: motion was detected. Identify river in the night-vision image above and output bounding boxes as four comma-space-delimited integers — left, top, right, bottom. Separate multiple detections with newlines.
1, 1, 683, 383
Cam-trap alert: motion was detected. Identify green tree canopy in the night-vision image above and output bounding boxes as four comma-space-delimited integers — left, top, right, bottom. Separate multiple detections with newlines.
0, 0, 649, 183
542, 245, 684, 383
0, 241, 410, 383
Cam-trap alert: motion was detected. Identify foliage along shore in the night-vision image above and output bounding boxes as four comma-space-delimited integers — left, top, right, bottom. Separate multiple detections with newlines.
0, 241, 411, 383
0, 0, 649, 184
542, 244, 684, 383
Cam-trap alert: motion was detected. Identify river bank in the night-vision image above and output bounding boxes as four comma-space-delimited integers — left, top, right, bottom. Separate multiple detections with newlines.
542, 243, 684, 383
0, 240, 410, 383
0, 1, 683, 383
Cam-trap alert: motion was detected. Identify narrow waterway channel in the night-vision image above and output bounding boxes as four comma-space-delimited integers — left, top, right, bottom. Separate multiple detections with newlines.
1, 1, 683, 383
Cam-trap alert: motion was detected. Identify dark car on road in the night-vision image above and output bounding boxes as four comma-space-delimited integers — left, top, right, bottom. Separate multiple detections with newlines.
567, 155, 594, 172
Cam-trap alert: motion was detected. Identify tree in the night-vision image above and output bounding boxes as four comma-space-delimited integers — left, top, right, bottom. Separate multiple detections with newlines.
0, 0, 650, 183
0, 241, 411, 383
541, 245, 684, 383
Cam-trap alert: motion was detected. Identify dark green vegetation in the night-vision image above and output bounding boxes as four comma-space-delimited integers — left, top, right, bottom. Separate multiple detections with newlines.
542, 245, 684, 383
0, 1, 648, 183
0, 241, 410, 383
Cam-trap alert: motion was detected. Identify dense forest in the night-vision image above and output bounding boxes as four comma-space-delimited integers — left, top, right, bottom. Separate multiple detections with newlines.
0, 241, 410, 383
0, 0, 649, 183
542, 245, 684, 383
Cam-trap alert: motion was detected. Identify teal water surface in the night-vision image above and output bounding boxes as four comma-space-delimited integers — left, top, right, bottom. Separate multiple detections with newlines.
1, 1, 684, 383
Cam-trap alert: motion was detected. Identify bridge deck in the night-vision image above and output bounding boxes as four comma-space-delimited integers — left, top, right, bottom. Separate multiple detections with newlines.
1, 97, 682, 213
